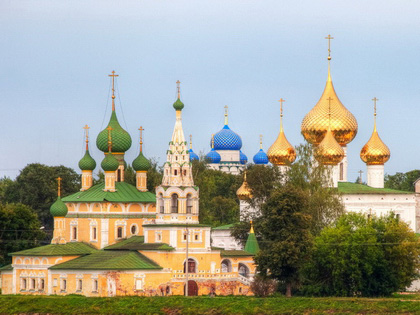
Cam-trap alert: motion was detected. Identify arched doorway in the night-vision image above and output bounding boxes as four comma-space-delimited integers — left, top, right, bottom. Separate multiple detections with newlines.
184, 280, 198, 296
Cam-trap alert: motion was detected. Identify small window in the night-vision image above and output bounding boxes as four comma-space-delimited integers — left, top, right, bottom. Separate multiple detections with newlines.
39, 279, 45, 291
61, 279, 67, 291
21, 278, 27, 290
92, 227, 97, 240
195, 234, 199, 241
131, 225, 137, 235
174, 170, 178, 176
92, 279, 98, 292
117, 227, 123, 239
72, 227, 77, 240
77, 279, 83, 291
30, 278, 36, 290
184, 170, 187, 176
171, 194, 178, 213
183, 234, 187, 241
135, 279, 143, 290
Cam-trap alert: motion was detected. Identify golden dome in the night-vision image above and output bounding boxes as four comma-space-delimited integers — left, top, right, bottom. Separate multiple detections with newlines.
267, 99, 296, 166
301, 63, 358, 146
237, 172, 252, 200
316, 126, 345, 165
360, 100, 390, 165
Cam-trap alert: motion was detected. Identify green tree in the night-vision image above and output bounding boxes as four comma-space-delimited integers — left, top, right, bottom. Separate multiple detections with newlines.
255, 186, 312, 297
385, 170, 420, 192
3, 164, 80, 233
147, 158, 163, 193
0, 203, 47, 266
303, 212, 420, 297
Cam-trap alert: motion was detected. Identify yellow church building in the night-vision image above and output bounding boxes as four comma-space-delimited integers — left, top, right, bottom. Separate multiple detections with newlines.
0, 76, 258, 297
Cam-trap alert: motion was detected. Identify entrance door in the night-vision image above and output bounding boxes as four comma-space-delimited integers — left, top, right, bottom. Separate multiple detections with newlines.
184, 280, 198, 296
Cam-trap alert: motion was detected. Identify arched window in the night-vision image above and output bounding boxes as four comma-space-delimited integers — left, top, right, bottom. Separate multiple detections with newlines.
131, 225, 137, 235
221, 259, 232, 273
117, 227, 123, 239
171, 194, 178, 213
238, 263, 249, 278
159, 193, 164, 213
184, 258, 196, 273
174, 170, 178, 176
186, 194, 193, 214
72, 227, 77, 240
117, 169, 122, 182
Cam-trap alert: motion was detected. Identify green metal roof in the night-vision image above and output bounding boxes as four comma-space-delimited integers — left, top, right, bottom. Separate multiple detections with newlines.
9, 242, 97, 257
0, 264, 13, 271
143, 224, 211, 228
62, 182, 156, 203
213, 223, 236, 230
50, 250, 162, 270
337, 182, 412, 195
104, 236, 174, 251
221, 250, 254, 257
244, 232, 260, 255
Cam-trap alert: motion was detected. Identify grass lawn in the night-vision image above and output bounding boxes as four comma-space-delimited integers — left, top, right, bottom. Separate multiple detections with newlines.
0, 294, 419, 315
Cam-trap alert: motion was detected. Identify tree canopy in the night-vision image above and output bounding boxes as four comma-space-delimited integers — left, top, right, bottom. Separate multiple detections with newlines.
385, 170, 420, 192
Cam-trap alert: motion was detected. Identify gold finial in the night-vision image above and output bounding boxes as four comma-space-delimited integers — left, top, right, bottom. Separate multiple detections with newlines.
189, 134, 193, 150
57, 177, 62, 197
325, 34, 334, 60
250, 220, 254, 234
176, 80, 181, 99
224, 105, 229, 125
106, 126, 113, 153
244, 170, 247, 181
259, 134, 263, 149
278, 98, 285, 131
211, 134, 215, 149
83, 124, 90, 150
109, 71, 119, 111
139, 126, 144, 152
358, 170, 363, 184
372, 97, 378, 131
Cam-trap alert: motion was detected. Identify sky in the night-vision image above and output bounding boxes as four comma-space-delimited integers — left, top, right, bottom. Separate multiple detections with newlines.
1, 0, 419, 182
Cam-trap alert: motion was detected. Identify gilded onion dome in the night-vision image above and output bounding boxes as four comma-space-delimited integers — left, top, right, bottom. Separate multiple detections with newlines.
267, 99, 296, 166
360, 99, 390, 165
237, 172, 252, 200
96, 71, 132, 153
301, 38, 358, 146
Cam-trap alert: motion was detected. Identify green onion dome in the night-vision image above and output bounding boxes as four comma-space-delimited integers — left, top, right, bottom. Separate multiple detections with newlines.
50, 197, 68, 217
78, 150, 96, 171
96, 111, 132, 153
173, 98, 184, 111
101, 153, 119, 171
132, 151, 151, 171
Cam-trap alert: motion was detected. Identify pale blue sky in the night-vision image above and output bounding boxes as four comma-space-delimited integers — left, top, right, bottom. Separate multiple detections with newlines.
1, 1, 419, 182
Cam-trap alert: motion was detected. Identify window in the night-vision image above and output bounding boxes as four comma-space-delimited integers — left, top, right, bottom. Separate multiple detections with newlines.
72, 227, 77, 240
21, 278, 27, 290
174, 170, 178, 176
117, 169, 122, 182
238, 263, 249, 278
186, 194, 192, 214
77, 279, 83, 291
131, 225, 137, 235
30, 278, 36, 290
159, 193, 164, 213
221, 259, 232, 273
92, 279, 98, 292
39, 279, 45, 291
396, 214, 401, 221
183, 170, 187, 176
155, 232, 162, 242
135, 279, 143, 290
92, 227, 97, 240
171, 194, 178, 213
195, 234, 199, 241
184, 258, 196, 273
61, 279, 67, 291
117, 227, 123, 239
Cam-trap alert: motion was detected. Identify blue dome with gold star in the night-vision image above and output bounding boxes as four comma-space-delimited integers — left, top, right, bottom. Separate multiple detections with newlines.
240, 151, 248, 164
253, 149, 269, 165
213, 125, 242, 150
205, 149, 221, 163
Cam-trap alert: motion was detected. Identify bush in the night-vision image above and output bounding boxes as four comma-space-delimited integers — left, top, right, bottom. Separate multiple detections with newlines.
250, 276, 278, 297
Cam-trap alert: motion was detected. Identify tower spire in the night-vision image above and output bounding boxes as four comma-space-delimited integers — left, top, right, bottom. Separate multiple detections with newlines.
109, 70, 119, 111
278, 98, 285, 132
139, 126, 144, 152
83, 124, 90, 150
189, 134, 193, 150
372, 97, 378, 132
56, 177, 62, 197
224, 105, 229, 125
325, 34, 334, 81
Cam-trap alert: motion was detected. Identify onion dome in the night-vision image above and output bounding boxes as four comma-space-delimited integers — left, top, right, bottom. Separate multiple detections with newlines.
96, 72, 132, 153
267, 99, 296, 166
79, 126, 96, 171
253, 135, 269, 165
301, 44, 358, 146
50, 177, 67, 217
50, 197, 68, 217
212, 106, 242, 150
240, 151, 248, 165
173, 80, 185, 111
133, 152, 151, 171
206, 149, 221, 164
237, 172, 252, 200
188, 135, 199, 162
316, 127, 345, 165
101, 153, 119, 171
360, 98, 390, 165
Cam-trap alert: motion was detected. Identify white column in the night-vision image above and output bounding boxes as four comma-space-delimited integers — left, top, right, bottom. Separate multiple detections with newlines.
81, 170, 93, 191
338, 146, 348, 182
367, 164, 385, 188
104, 171, 116, 192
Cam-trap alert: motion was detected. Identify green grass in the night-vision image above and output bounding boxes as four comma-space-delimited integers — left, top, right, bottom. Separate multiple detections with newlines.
1, 294, 420, 315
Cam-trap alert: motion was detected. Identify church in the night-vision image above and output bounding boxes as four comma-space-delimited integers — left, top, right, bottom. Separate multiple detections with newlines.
0, 77, 258, 297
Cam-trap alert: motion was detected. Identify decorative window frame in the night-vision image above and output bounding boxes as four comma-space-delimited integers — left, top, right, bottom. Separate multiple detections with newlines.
130, 223, 139, 235
155, 231, 163, 242
115, 220, 127, 240
134, 273, 145, 291
70, 220, 78, 241
90, 220, 98, 242
91, 274, 99, 293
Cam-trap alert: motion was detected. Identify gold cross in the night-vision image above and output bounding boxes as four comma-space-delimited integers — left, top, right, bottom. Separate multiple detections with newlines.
176, 80, 181, 98
83, 124, 90, 147
325, 34, 334, 59
139, 126, 144, 151
358, 170, 363, 184
372, 97, 378, 116
278, 98, 285, 117
109, 71, 119, 110
57, 177, 62, 197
